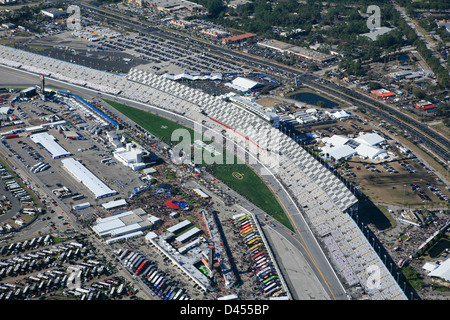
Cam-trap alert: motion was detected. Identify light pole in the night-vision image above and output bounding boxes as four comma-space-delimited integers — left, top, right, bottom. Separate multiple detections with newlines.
403, 184, 406, 207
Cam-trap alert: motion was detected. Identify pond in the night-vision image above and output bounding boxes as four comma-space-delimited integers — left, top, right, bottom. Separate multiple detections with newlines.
289, 92, 339, 108
428, 238, 450, 259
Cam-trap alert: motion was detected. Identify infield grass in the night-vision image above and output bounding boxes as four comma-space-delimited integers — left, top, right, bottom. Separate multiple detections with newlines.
104, 99, 293, 230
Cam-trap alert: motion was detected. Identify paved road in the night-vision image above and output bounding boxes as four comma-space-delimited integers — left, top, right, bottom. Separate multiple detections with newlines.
0, 65, 349, 300
77, 2, 450, 164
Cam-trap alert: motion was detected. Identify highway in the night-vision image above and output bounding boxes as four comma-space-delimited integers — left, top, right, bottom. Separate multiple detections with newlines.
77, 3, 449, 163
1, 2, 430, 301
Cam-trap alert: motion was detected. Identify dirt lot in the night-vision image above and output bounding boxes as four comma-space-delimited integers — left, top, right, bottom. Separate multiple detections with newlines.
344, 159, 450, 207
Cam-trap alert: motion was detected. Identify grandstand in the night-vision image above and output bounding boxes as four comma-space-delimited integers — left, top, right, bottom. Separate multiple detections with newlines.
0, 45, 407, 300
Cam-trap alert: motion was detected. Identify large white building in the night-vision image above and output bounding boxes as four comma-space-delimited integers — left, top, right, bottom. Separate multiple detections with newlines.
30, 132, 72, 159
61, 157, 117, 199
113, 143, 147, 171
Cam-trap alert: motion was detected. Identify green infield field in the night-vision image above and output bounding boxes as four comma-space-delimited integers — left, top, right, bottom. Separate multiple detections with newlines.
103, 99, 293, 230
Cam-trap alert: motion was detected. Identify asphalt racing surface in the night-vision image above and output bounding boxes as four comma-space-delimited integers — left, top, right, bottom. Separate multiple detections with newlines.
0, 65, 348, 300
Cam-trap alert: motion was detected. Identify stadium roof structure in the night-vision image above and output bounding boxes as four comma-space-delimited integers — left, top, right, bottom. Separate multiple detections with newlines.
30, 132, 72, 159
61, 157, 117, 199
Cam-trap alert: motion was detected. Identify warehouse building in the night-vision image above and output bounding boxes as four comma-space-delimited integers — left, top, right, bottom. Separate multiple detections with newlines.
101, 198, 128, 211
167, 219, 192, 234
221, 33, 256, 45
30, 132, 72, 159
91, 209, 151, 240
175, 227, 202, 243
41, 8, 68, 19
61, 157, 117, 199
257, 39, 335, 64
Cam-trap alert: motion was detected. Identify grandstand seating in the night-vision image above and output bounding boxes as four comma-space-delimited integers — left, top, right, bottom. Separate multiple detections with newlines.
0, 45, 407, 300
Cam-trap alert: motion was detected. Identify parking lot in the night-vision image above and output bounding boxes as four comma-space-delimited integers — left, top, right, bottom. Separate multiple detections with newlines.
1, 94, 148, 208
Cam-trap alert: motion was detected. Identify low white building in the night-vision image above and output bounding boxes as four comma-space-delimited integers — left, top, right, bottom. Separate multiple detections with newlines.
61, 157, 117, 199
106, 131, 123, 148
30, 132, 72, 159
91, 209, 151, 240
322, 145, 356, 161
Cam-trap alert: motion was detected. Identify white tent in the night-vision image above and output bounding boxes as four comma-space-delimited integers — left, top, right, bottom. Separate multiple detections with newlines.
355, 133, 385, 146
322, 145, 356, 161
225, 77, 261, 92
322, 135, 349, 148
355, 144, 387, 160
428, 258, 450, 282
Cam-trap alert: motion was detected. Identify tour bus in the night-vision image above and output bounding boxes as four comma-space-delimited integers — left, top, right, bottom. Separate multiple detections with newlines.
147, 270, 158, 282
251, 251, 266, 260
239, 223, 253, 232
262, 275, 278, 284
235, 215, 249, 223
250, 242, 263, 251
173, 289, 183, 300
267, 286, 282, 296
244, 234, 258, 243
242, 227, 255, 235
248, 237, 261, 246
32, 163, 46, 173
263, 282, 278, 293
239, 222, 252, 230
30, 162, 43, 172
